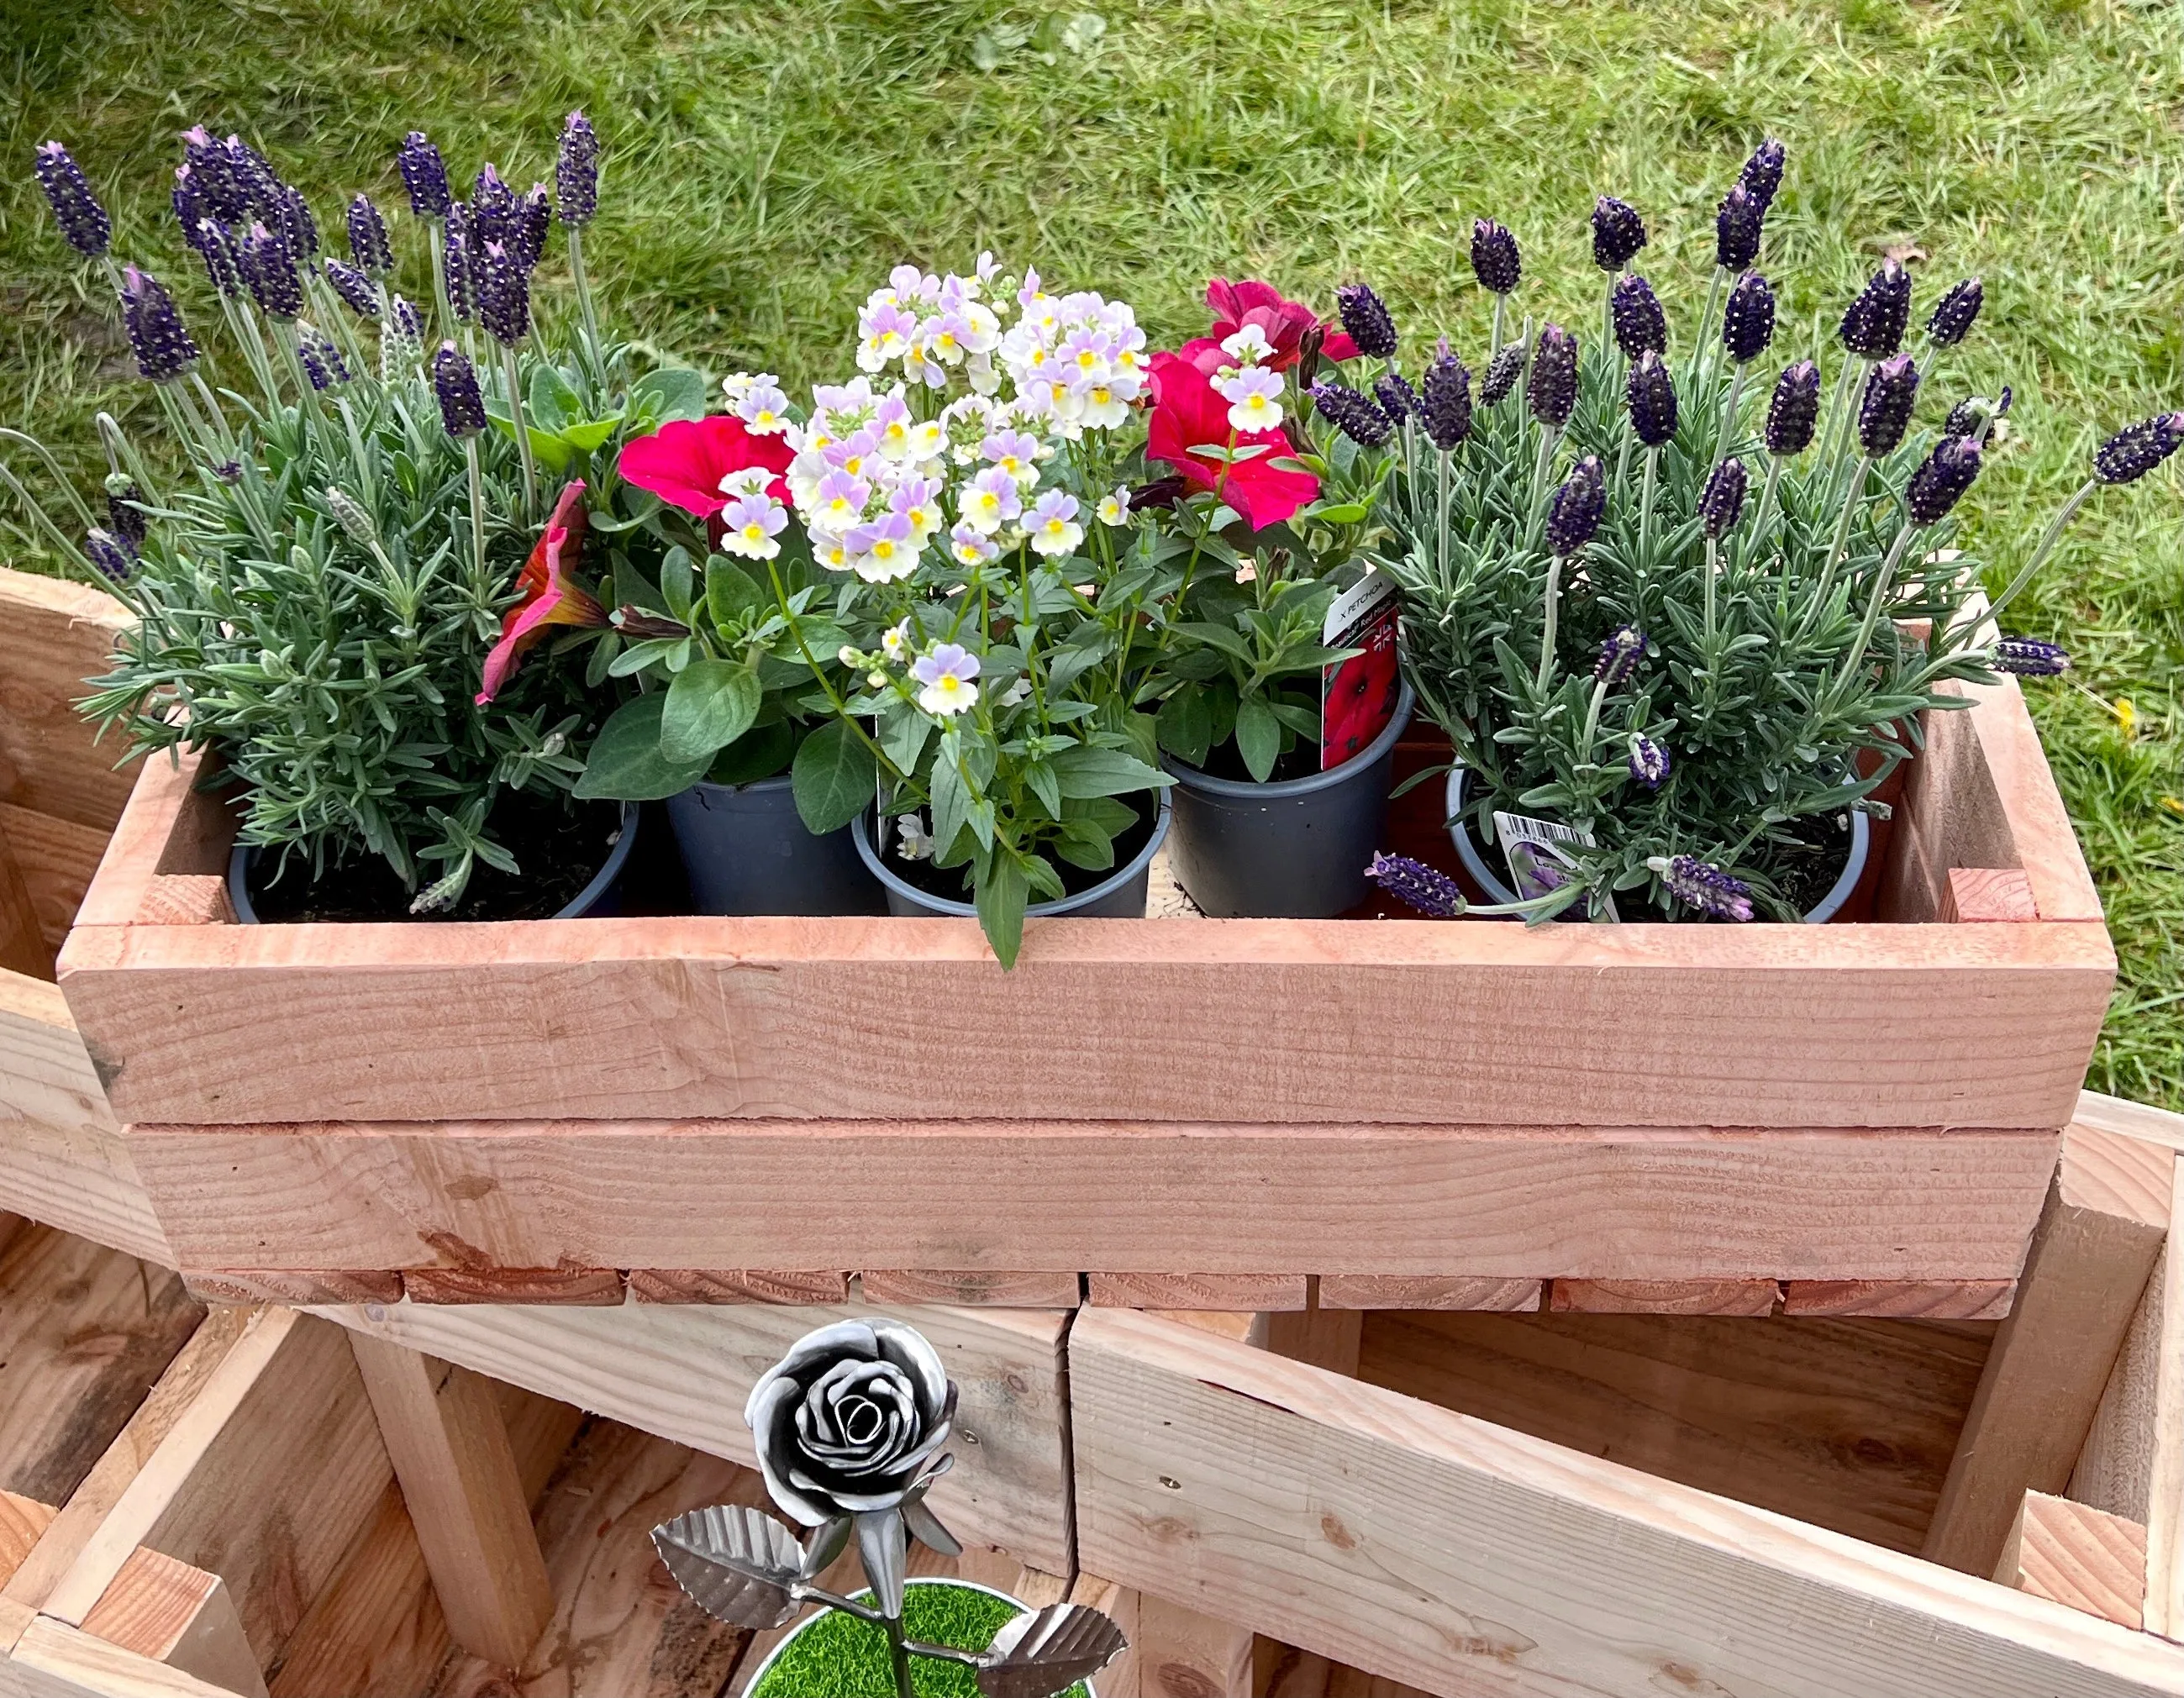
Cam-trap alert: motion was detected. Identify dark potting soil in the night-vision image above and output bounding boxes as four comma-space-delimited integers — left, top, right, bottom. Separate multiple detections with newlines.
1192, 736, 1324, 786
244, 789, 627, 923
1755, 808, 1856, 916
884, 796, 1159, 908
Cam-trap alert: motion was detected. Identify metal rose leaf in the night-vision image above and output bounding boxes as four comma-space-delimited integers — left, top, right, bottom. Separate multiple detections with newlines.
650, 1503, 805, 1629
800, 1513, 853, 1580
977, 1604, 1129, 1698
902, 1480, 963, 1558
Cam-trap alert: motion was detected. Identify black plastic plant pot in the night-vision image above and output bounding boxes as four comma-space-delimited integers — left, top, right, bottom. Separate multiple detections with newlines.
1162, 682, 1414, 918
1443, 765, 1872, 923
850, 793, 1172, 920
227, 801, 642, 923
667, 775, 887, 916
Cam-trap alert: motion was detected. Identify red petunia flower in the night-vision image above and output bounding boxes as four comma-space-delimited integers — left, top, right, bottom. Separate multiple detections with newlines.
476, 480, 608, 706
617, 413, 794, 517
1178, 277, 1360, 376
1146, 350, 1319, 532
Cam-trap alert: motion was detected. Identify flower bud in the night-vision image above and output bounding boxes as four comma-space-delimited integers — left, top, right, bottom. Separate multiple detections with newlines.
1720, 270, 1775, 365
1649, 853, 1753, 921
33, 141, 110, 258
1527, 323, 1578, 428
1366, 852, 1466, 918
1739, 137, 1787, 214
1628, 733, 1671, 790
397, 130, 451, 219
1420, 342, 1472, 451
1591, 195, 1646, 271
1994, 637, 2069, 677
1715, 183, 1763, 271
1610, 272, 1666, 360
557, 111, 599, 227
297, 321, 350, 390
2092, 413, 2184, 485
324, 258, 381, 318
1626, 350, 1677, 448
1481, 340, 1525, 407
1373, 370, 1420, 425
1545, 455, 1606, 557
1335, 282, 1398, 360
239, 219, 303, 319
326, 486, 378, 546
1839, 257, 1911, 357
433, 340, 487, 437
1765, 360, 1821, 456
346, 193, 392, 278
84, 528, 134, 585
1595, 623, 1646, 685
1700, 456, 1748, 538
1310, 381, 1394, 449
119, 265, 199, 382
1905, 436, 1981, 526
1471, 218, 1520, 295
1926, 276, 1982, 348
1855, 353, 1920, 457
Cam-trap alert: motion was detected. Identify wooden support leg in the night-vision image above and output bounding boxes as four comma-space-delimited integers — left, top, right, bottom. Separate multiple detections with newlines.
1922, 1122, 2172, 1576
0, 817, 56, 980
346, 1333, 554, 1669
1995, 1490, 2147, 1631
81, 1547, 268, 1697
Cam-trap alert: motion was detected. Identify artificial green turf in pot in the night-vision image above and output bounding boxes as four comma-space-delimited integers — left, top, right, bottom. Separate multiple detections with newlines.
748, 1582, 1092, 1698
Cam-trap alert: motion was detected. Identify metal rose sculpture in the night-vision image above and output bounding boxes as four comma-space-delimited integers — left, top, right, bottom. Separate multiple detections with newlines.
652, 1318, 1126, 1698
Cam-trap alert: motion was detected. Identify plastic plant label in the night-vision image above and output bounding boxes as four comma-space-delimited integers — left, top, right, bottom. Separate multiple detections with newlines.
1492, 810, 1617, 917
1321, 571, 1401, 771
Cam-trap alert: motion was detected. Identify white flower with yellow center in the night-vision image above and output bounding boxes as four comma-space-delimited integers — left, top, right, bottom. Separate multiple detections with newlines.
1026, 489, 1083, 557
1213, 365, 1285, 434
1219, 324, 1276, 365
911, 643, 981, 716
1097, 484, 1132, 528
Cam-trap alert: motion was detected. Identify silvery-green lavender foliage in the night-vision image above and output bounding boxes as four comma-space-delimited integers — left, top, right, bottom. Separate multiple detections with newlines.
1367, 143, 2174, 921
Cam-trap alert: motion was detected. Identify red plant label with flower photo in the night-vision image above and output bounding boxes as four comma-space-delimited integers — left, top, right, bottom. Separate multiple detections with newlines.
1320, 573, 1399, 770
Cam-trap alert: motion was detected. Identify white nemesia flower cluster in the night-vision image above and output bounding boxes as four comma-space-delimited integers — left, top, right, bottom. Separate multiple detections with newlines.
1209, 324, 1285, 434
716, 258, 1149, 586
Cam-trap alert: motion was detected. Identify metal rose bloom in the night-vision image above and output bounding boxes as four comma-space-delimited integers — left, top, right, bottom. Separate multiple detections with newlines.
1373, 370, 1420, 425
1739, 137, 1787, 213
1545, 455, 1607, 557
433, 341, 487, 437
1591, 195, 1646, 271
34, 141, 110, 258
1856, 354, 1920, 457
119, 266, 199, 382
1720, 270, 1775, 365
1595, 623, 1646, 685
1471, 218, 1520, 295
1527, 323, 1578, 428
1366, 852, 1466, 918
1420, 342, 1472, 450
1626, 350, 1677, 448
1700, 456, 1748, 538
557, 110, 599, 226
1480, 340, 1525, 407
346, 193, 392, 277
2093, 413, 2184, 485
744, 1318, 956, 1527
1650, 853, 1754, 921
1310, 381, 1394, 449
1629, 733, 1671, 790
1766, 360, 1821, 456
1906, 436, 1981, 526
1715, 183, 1764, 272
1994, 637, 2069, 677
1610, 272, 1666, 360
397, 130, 451, 219
1839, 258, 1911, 357
1334, 282, 1398, 360
1927, 276, 1982, 348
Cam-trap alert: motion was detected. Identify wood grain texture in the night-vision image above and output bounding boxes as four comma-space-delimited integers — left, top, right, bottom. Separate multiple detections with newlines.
0, 568, 134, 835
182, 1271, 403, 1307
1072, 1306, 2184, 1698
0, 804, 108, 957
0, 1496, 55, 1593
81, 1548, 267, 1697
1998, 1492, 2148, 1632
1360, 1308, 1992, 1554
133, 879, 233, 929
122, 1119, 2062, 1281
308, 1296, 1073, 1574
1925, 1126, 2173, 1578
0, 827, 54, 981
401, 1267, 626, 1306
1550, 1278, 1781, 1315
2076, 1092, 2184, 1158
624, 1270, 847, 1304
1138, 1593, 1251, 1698
1784, 1280, 2018, 1319
0, 1226, 203, 1508
860, 1270, 1081, 1307
347, 1336, 552, 1669
1318, 1276, 1542, 1312
5, 1614, 253, 1698
1945, 868, 2041, 923
1089, 1274, 1307, 1312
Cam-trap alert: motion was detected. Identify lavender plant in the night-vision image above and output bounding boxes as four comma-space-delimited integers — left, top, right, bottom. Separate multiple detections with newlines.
1366, 140, 2179, 920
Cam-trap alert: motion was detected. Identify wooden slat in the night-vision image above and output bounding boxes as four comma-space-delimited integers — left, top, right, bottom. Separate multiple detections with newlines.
7, 1614, 252, 1698
1783, 1280, 2018, 1319
1944, 868, 2041, 923
1550, 1278, 1781, 1316
133, 879, 233, 928
1360, 1308, 1992, 1555
1071, 1306, 2184, 1698
400, 1266, 625, 1306
1925, 1125, 2174, 1577
181, 1271, 404, 1307
1089, 1274, 1308, 1312
1997, 1492, 2148, 1632
308, 1296, 1073, 1575
2076, 1091, 2184, 1157
346, 1336, 552, 1669
1137, 1593, 1251, 1698
0, 1496, 55, 1593
625, 1269, 848, 1304
122, 1119, 2062, 1282
1318, 1275, 1541, 1312
0, 803, 108, 956
81, 1548, 267, 1697
860, 1270, 1081, 1307
0, 567, 134, 833
0, 828, 53, 980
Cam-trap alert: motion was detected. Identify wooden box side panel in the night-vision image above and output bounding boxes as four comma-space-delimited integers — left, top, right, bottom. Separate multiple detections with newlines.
0, 569, 134, 838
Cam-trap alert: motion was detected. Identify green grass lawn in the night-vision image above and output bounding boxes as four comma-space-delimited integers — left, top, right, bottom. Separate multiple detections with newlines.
3, 0, 2179, 1101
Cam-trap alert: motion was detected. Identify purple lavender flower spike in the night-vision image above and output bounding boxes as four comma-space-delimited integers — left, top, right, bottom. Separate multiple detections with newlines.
297, 321, 350, 390
347, 193, 392, 277
1700, 456, 1748, 538
433, 341, 487, 437
84, 528, 134, 586
172, 166, 205, 239
1366, 852, 1466, 918
1373, 370, 1420, 425
239, 220, 303, 319
1480, 340, 1525, 407
1720, 271, 1775, 365
33, 142, 110, 258
1595, 624, 1646, 686
1471, 218, 1520, 294
1629, 734, 1671, 790
557, 111, 599, 226
1626, 350, 1677, 448
1610, 272, 1666, 360
1994, 637, 2069, 677
397, 131, 451, 220
222, 135, 282, 218
119, 266, 200, 381
1653, 854, 1753, 921
1311, 381, 1394, 449
476, 240, 530, 345
444, 203, 475, 323
324, 258, 381, 318
471, 164, 518, 249
1855, 354, 1920, 457
1739, 138, 1787, 213
1591, 195, 1646, 271
192, 217, 242, 298
277, 183, 318, 258
1906, 436, 1981, 526
2093, 413, 2184, 485
1420, 342, 1472, 450
105, 480, 147, 551
512, 183, 551, 271
1545, 456, 1606, 557
391, 295, 424, 340
1335, 282, 1399, 360
1528, 323, 1578, 429
1926, 277, 1982, 348
1765, 360, 1821, 456
1715, 183, 1764, 272
182, 125, 247, 222
1839, 258, 1911, 358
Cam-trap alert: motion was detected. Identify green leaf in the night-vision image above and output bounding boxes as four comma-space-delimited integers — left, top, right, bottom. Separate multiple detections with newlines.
976, 851, 1029, 969
660, 547, 695, 622
1235, 696, 1281, 781
630, 366, 709, 424
1174, 621, 1253, 661
930, 753, 972, 863
791, 719, 876, 833
661, 658, 763, 764
486, 407, 577, 472
706, 718, 796, 786
707, 556, 766, 628
574, 694, 710, 801
1050, 744, 1173, 799
1022, 852, 1069, 902
558, 415, 624, 454
1024, 757, 1061, 820
528, 362, 583, 434
1054, 818, 1117, 872
1155, 686, 1213, 766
